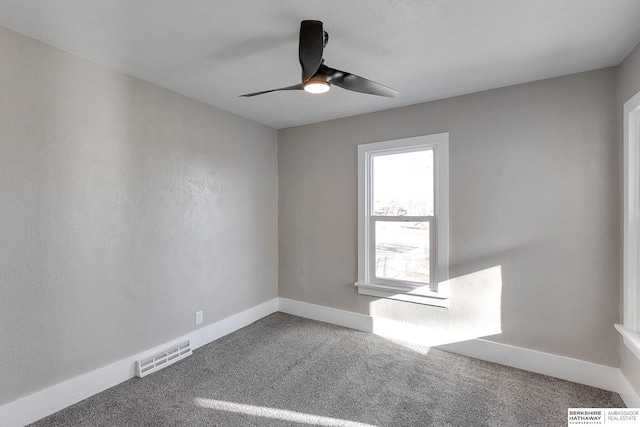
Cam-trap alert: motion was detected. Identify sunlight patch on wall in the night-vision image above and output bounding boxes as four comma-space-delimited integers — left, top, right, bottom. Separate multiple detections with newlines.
369, 266, 503, 348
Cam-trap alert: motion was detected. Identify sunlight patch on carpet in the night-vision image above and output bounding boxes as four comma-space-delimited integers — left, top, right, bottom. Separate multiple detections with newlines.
194, 398, 378, 427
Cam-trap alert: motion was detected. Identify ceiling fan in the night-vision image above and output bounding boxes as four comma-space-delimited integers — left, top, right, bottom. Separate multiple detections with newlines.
240, 20, 398, 98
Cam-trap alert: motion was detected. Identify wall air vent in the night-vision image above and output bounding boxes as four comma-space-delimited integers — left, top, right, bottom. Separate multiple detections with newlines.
135, 340, 192, 378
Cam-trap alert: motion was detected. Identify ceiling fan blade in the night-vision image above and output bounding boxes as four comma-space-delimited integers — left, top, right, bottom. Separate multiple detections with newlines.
299, 20, 325, 83
325, 65, 398, 98
240, 84, 303, 97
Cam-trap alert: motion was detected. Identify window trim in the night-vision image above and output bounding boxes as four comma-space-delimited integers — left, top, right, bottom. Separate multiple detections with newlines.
355, 133, 449, 307
619, 90, 640, 360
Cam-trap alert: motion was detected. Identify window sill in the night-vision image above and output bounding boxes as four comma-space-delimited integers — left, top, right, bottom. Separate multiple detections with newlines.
355, 281, 450, 308
616, 324, 640, 361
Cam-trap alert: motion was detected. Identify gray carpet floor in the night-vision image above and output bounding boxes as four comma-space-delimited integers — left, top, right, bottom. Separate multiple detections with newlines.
30, 312, 625, 426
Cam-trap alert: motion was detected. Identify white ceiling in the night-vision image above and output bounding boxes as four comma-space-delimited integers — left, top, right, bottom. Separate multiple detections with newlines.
2, 0, 640, 129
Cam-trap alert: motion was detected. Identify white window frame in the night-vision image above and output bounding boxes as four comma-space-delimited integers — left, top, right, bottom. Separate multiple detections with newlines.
617, 90, 640, 360
355, 133, 449, 307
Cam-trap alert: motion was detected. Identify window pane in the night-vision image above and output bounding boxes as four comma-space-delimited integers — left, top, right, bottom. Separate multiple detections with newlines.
373, 149, 433, 216
375, 221, 430, 284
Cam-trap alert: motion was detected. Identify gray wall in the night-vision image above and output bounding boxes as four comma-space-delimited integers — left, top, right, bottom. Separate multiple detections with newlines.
0, 27, 278, 405
618, 41, 640, 107
279, 68, 620, 366
617, 40, 640, 395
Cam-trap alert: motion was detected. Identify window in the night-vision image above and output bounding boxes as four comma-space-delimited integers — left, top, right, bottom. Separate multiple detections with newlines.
618, 90, 640, 360
355, 133, 449, 307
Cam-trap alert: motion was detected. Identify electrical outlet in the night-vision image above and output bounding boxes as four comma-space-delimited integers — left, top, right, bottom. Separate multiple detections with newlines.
195, 311, 203, 325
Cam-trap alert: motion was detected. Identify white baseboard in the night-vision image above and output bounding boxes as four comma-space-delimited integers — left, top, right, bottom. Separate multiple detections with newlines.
278, 298, 640, 407
618, 373, 640, 408
189, 299, 279, 351
437, 339, 620, 392
0, 298, 279, 427
278, 298, 374, 332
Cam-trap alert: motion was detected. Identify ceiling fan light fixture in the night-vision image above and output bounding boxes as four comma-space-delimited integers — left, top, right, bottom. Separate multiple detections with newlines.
304, 80, 330, 94
240, 20, 397, 98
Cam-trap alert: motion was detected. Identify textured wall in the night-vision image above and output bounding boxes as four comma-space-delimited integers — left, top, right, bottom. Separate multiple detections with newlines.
0, 27, 278, 405
617, 40, 640, 396
279, 68, 620, 366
